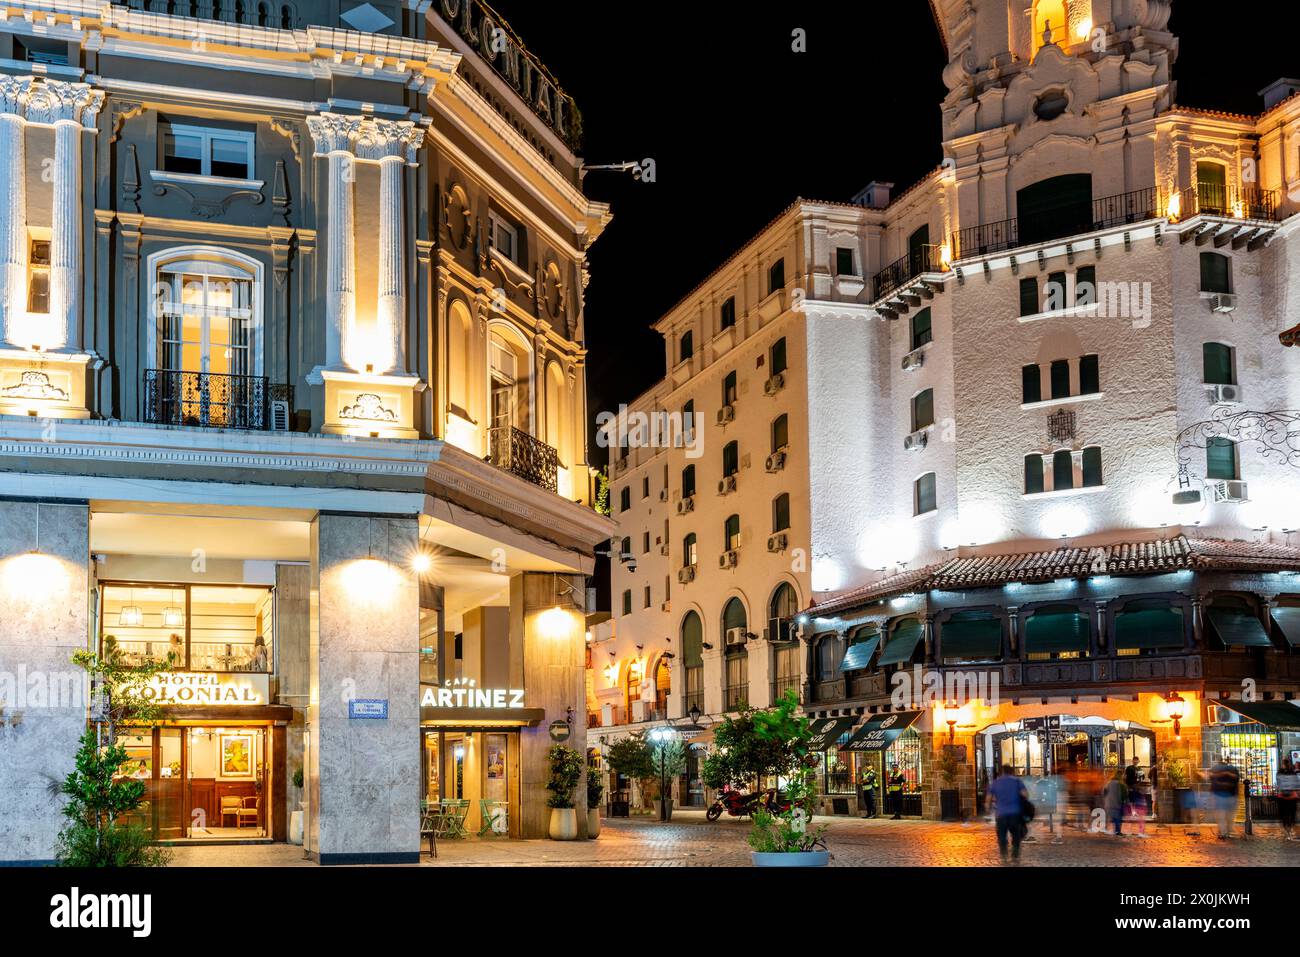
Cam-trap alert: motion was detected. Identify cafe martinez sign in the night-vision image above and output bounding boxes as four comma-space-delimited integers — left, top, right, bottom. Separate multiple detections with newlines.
134, 672, 268, 706
437, 0, 582, 150
420, 684, 526, 709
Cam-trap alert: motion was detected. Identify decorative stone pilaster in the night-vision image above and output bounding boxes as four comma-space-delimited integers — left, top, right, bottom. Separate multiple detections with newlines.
0, 76, 33, 343
307, 113, 364, 372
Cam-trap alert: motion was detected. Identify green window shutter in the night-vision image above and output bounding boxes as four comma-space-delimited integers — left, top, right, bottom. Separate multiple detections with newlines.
682, 612, 703, 667
911, 308, 932, 350
877, 619, 925, 666
1079, 354, 1099, 394
1053, 449, 1074, 490
1075, 265, 1096, 306
1024, 455, 1044, 494
1049, 359, 1070, 399
912, 389, 934, 430
722, 597, 747, 633
1045, 272, 1068, 311
1270, 607, 1300, 647
941, 613, 1002, 660
1206, 437, 1237, 480
1202, 343, 1233, 385
1022, 364, 1041, 404
1019, 277, 1039, 316
915, 472, 936, 515
1081, 446, 1103, 487
1200, 253, 1230, 294
1114, 603, 1185, 650
1024, 607, 1090, 654
1207, 607, 1272, 648
839, 631, 881, 672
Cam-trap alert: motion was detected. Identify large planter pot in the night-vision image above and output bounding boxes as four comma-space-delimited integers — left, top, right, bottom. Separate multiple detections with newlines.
654, 798, 674, 821
1171, 787, 1195, 823
751, 850, 831, 868
939, 788, 961, 822
288, 810, 304, 846
548, 807, 578, 841
587, 808, 601, 838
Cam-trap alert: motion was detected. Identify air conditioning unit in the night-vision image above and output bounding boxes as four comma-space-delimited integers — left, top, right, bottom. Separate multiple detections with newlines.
677, 565, 697, 585
676, 496, 695, 515
1207, 383, 1243, 404
765, 450, 786, 473
763, 373, 785, 396
725, 626, 747, 645
767, 532, 788, 553
903, 428, 928, 452
718, 549, 738, 570
1209, 293, 1237, 313
901, 348, 925, 372
1207, 479, 1249, 503
658, 488, 669, 502
659, 543, 669, 557
660, 601, 672, 613
716, 404, 736, 425
269, 399, 291, 431
717, 475, 737, 495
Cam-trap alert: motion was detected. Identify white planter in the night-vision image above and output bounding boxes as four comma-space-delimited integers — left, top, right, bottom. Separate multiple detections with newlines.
548, 807, 578, 841
289, 810, 304, 846
587, 808, 601, 838
751, 850, 830, 867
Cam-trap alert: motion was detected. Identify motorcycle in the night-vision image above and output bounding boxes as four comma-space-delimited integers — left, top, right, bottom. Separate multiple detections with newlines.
705, 787, 791, 821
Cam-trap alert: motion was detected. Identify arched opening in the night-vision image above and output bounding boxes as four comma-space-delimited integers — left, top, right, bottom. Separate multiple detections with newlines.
487, 325, 532, 439
447, 299, 473, 419
624, 658, 642, 723
721, 597, 748, 711
769, 582, 800, 700
1017, 173, 1093, 246
653, 656, 670, 719
680, 611, 703, 716
1032, 0, 1070, 53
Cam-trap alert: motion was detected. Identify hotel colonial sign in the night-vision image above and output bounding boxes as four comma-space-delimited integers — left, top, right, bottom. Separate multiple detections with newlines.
133, 672, 269, 707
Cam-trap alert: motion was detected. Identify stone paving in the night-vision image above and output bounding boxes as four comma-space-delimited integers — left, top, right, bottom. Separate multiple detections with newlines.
166, 809, 1300, 867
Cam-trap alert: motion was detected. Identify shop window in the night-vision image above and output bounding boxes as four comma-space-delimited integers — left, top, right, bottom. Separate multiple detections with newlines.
1203, 342, 1235, 385
914, 472, 936, 515
911, 307, 932, 350
772, 492, 791, 532
1206, 436, 1238, 480
681, 610, 704, 717
161, 122, 255, 180
768, 258, 785, 295
1022, 364, 1042, 404
911, 388, 934, 431
720, 296, 736, 329
26, 238, 50, 315
769, 582, 798, 643
1200, 252, 1231, 294
836, 247, 855, 275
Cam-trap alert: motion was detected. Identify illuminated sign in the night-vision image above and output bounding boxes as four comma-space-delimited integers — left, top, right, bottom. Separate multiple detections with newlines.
421, 685, 526, 709
136, 672, 268, 706
437, 0, 582, 149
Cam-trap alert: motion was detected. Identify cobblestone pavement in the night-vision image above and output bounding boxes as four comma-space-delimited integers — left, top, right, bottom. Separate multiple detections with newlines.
166, 810, 1300, 867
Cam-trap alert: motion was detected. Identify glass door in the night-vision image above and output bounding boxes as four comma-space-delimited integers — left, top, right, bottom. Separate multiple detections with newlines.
157, 728, 185, 840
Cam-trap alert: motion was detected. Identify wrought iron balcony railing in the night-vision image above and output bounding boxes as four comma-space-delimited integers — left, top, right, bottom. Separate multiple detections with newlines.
488, 425, 559, 492
723, 684, 749, 711
872, 243, 945, 302
952, 186, 1161, 260
1175, 182, 1279, 223
143, 369, 285, 430
115, 0, 302, 29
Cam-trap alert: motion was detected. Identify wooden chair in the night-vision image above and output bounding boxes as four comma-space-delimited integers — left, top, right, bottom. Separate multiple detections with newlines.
219, 795, 241, 828
419, 804, 444, 858
237, 796, 260, 829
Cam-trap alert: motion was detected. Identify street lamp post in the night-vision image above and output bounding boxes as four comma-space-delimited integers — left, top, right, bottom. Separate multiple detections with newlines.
648, 704, 706, 823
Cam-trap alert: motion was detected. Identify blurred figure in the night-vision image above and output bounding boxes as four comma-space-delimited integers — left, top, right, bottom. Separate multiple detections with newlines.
1275, 758, 1299, 841
1208, 757, 1241, 840
989, 764, 1029, 863
1124, 757, 1148, 838
1102, 770, 1127, 836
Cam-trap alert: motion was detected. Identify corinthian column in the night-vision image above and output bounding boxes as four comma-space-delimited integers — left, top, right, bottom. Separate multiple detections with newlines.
307, 113, 364, 370
26, 80, 104, 352
358, 118, 422, 375
0, 76, 33, 345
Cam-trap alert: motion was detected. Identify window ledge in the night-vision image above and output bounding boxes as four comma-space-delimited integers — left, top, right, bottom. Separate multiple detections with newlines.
1022, 483, 1108, 500
149, 169, 263, 191
1018, 303, 1099, 324
912, 507, 938, 521
1021, 391, 1104, 411
489, 247, 532, 285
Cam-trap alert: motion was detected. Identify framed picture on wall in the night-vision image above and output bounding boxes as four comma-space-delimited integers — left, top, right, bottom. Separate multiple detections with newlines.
486, 740, 505, 779
219, 733, 254, 779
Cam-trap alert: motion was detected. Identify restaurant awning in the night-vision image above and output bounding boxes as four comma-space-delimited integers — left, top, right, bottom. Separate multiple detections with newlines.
1023, 607, 1090, 654
839, 633, 880, 672
840, 710, 924, 751
804, 715, 860, 751
1217, 699, 1300, 731
1207, 608, 1273, 648
939, 615, 1001, 659
876, 620, 924, 666
1114, 605, 1186, 650
1270, 607, 1300, 647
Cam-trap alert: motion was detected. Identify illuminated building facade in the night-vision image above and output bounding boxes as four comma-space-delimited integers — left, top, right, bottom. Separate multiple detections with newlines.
0, 0, 611, 863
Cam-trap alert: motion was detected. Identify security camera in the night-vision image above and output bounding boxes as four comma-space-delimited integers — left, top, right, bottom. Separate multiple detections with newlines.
626, 557, 638, 573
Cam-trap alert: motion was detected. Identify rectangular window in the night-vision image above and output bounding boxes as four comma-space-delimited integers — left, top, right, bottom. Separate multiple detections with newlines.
26, 239, 50, 315
161, 123, 254, 180
1081, 447, 1103, 487
911, 307, 932, 350
643, 586, 652, 609
1019, 277, 1039, 317
771, 414, 788, 453
911, 389, 934, 431
619, 488, 630, 512
1203, 343, 1234, 385
642, 532, 650, 554
722, 371, 737, 406
684, 535, 698, 567
1024, 455, 1044, 494
680, 331, 694, 362
722, 441, 739, 477
720, 297, 736, 329
836, 247, 855, 275
1021, 364, 1041, 404
489, 211, 520, 263
770, 337, 787, 375
1206, 437, 1237, 480
1200, 253, 1231, 294
1049, 359, 1071, 400
773, 493, 790, 532
914, 472, 937, 515
1075, 266, 1096, 306
1053, 450, 1074, 490
724, 515, 741, 551
622, 590, 632, 616
768, 258, 785, 295
1079, 354, 1100, 394
1045, 271, 1068, 311
681, 465, 696, 499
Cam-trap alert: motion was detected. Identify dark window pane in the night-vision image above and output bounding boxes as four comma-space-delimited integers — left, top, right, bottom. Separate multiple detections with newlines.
1082, 446, 1103, 487
1206, 437, 1237, 480
771, 414, 788, 452
723, 441, 738, 476
1075, 265, 1096, 306
1050, 359, 1071, 399
1079, 354, 1099, 394
770, 337, 787, 375
210, 137, 250, 179
1025, 455, 1044, 494
773, 493, 790, 532
723, 371, 737, 405
1202, 343, 1234, 384
682, 465, 695, 498
1019, 277, 1039, 316
1022, 364, 1041, 404
836, 247, 854, 275
1200, 253, 1230, 294
619, 488, 630, 512
768, 259, 785, 294
1046, 272, 1068, 311
911, 308, 932, 350
720, 297, 736, 329
1053, 449, 1074, 490
915, 473, 936, 514
680, 331, 693, 362
912, 389, 934, 431
163, 130, 203, 174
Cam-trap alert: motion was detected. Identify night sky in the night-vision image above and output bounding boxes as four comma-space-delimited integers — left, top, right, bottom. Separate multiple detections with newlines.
488, 1, 1297, 466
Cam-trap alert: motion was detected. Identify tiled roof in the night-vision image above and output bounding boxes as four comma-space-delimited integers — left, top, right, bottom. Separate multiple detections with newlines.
806, 535, 1300, 617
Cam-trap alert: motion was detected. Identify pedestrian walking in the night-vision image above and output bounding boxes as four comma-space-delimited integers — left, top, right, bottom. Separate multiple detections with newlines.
860, 765, 879, 819
886, 764, 905, 820
1275, 758, 1299, 841
1102, 770, 1127, 836
1209, 757, 1241, 839
1124, 757, 1148, 838
989, 764, 1029, 863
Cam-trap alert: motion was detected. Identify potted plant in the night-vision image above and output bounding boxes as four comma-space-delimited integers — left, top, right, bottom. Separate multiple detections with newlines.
648, 735, 687, 821
545, 744, 584, 840
937, 748, 963, 821
606, 734, 654, 817
586, 759, 604, 838
289, 766, 305, 845
745, 691, 829, 866
1162, 755, 1193, 824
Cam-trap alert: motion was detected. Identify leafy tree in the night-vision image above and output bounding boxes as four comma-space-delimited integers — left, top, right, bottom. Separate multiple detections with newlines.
605, 732, 656, 805
586, 755, 605, 810
54, 648, 175, 866
701, 690, 809, 791
594, 467, 611, 516
545, 744, 584, 809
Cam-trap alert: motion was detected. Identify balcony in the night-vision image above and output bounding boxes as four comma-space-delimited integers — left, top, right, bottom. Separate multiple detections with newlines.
489, 425, 559, 492
952, 186, 1160, 260
871, 243, 946, 303
1174, 183, 1281, 249
682, 689, 704, 716
770, 675, 801, 703
723, 684, 749, 712
143, 369, 286, 431
115, 1, 302, 28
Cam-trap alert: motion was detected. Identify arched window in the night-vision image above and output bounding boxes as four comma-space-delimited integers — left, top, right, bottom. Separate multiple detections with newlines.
1031, 0, 1069, 53
1203, 342, 1235, 385
489, 328, 531, 435
1082, 446, 1103, 487
1196, 161, 1228, 215
653, 657, 670, 717
682, 532, 697, 567
447, 299, 472, 419
722, 597, 747, 636
1200, 252, 1231, 294
544, 361, 566, 462
1025, 454, 1045, 494
625, 662, 641, 721
1017, 173, 1092, 245
721, 598, 748, 710
681, 611, 704, 715
769, 582, 798, 628
816, 633, 842, 682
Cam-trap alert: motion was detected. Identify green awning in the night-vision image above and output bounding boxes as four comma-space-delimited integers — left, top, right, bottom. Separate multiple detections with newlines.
839, 634, 880, 672
1024, 609, 1090, 654
876, 620, 924, 666
940, 615, 1002, 660
842, 710, 924, 751
1114, 608, 1186, 650
1207, 608, 1273, 648
804, 715, 860, 751
1270, 607, 1300, 648
1217, 699, 1300, 731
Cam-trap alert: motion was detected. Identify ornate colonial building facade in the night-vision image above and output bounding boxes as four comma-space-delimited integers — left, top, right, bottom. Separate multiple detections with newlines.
597, 0, 1300, 820
0, 0, 611, 863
